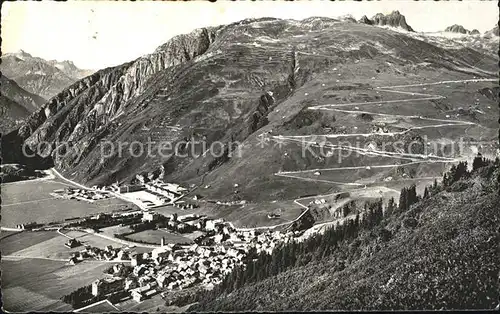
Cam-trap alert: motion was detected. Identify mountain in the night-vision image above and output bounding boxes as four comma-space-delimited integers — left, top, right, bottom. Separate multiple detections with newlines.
358, 15, 373, 25
0, 76, 46, 134
444, 24, 470, 34
189, 161, 500, 311
444, 24, 480, 35
0, 50, 94, 99
484, 25, 499, 37
359, 11, 414, 32
3, 17, 498, 222
0, 75, 46, 112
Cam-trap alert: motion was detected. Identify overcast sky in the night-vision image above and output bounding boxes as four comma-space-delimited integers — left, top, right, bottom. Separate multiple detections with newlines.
2, 1, 498, 69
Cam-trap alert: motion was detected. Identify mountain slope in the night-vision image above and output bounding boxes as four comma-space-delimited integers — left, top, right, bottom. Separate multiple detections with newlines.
0, 76, 46, 133
0, 95, 31, 134
485, 25, 499, 37
0, 50, 93, 99
0, 75, 46, 112
190, 164, 500, 311
4, 17, 498, 214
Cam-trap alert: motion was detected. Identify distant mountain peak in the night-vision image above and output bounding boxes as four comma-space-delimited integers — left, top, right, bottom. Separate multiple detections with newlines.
444, 24, 470, 34
15, 49, 32, 57
358, 10, 414, 32
1, 51, 94, 99
358, 15, 373, 25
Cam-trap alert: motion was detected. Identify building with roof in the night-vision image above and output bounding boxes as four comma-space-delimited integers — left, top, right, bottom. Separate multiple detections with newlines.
91, 277, 124, 297
64, 238, 81, 248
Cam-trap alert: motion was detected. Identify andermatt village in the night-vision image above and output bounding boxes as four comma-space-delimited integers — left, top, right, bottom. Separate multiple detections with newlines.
1, 1, 499, 312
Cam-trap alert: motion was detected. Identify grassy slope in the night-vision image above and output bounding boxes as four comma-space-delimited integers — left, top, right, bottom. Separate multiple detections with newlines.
191, 165, 500, 311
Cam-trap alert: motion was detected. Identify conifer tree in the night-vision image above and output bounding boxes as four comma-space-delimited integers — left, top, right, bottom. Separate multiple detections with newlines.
423, 186, 430, 199
399, 187, 408, 211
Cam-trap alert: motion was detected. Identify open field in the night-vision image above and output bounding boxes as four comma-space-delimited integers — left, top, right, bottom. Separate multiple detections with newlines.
1, 258, 118, 312
1, 179, 131, 227
0, 230, 22, 240
210, 200, 306, 228
66, 229, 153, 250
5, 232, 81, 260
1, 230, 131, 260
153, 204, 207, 217
0, 231, 60, 255
74, 300, 120, 313
124, 229, 193, 245
100, 225, 134, 237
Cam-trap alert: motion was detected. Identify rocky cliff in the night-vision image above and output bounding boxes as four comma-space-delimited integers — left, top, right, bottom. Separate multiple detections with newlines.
444, 24, 480, 35
359, 11, 414, 32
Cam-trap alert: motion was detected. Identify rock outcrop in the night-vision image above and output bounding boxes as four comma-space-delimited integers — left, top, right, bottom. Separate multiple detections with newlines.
443, 25, 481, 36
357, 11, 414, 32
370, 11, 414, 32
444, 24, 474, 34
358, 15, 373, 25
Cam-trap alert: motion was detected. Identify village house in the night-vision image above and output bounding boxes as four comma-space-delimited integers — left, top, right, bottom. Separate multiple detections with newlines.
133, 264, 147, 277
91, 277, 125, 297
152, 246, 171, 260
64, 238, 81, 248
205, 219, 224, 231
125, 278, 138, 291
178, 214, 199, 222
112, 263, 125, 274
131, 254, 143, 266
130, 284, 152, 302
142, 211, 160, 222
117, 250, 130, 260
116, 184, 144, 194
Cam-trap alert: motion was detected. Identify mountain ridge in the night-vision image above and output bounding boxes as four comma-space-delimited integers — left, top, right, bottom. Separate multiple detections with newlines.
3, 17, 498, 219
0, 76, 46, 134
1, 50, 94, 99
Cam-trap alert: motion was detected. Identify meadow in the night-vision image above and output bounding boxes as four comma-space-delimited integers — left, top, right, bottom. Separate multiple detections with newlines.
124, 229, 193, 245
1, 257, 117, 312
1, 179, 130, 227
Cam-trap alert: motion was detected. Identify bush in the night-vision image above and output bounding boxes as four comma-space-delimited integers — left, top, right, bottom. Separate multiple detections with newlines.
402, 217, 418, 229
447, 181, 471, 192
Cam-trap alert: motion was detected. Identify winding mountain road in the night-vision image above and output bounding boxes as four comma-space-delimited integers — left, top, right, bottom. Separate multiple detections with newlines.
274, 78, 496, 186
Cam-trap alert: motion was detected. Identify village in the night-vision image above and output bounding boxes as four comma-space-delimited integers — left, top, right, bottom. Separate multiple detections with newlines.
47, 177, 300, 308
62, 207, 297, 305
